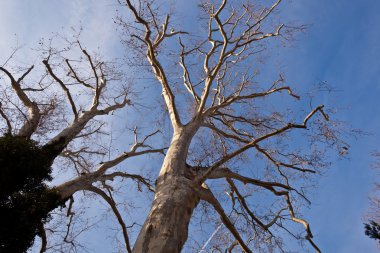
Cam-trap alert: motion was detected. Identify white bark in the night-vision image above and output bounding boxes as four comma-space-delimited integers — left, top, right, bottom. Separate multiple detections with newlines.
132, 177, 200, 253
0, 66, 41, 138
132, 124, 201, 253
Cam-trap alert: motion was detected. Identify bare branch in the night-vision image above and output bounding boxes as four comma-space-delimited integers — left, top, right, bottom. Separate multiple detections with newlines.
0, 101, 12, 134
56, 143, 165, 198
198, 185, 253, 253
0, 65, 41, 138
206, 86, 300, 115
278, 191, 321, 253
43, 59, 79, 120
124, 0, 182, 128
196, 105, 329, 182
44, 65, 131, 155
227, 179, 272, 238
87, 186, 132, 253
255, 144, 316, 173
179, 38, 200, 104
101, 172, 155, 193
65, 59, 94, 89
38, 223, 47, 253
207, 167, 292, 191
64, 197, 75, 245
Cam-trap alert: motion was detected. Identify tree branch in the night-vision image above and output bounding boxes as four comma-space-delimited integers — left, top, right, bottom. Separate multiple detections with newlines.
56, 132, 165, 198
0, 66, 41, 138
179, 38, 200, 104
207, 167, 292, 191
206, 86, 300, 115
198, 185, 253, 253
195, 105, 328, 182
0, 101, 12, 134
86, 186, 132, 253
124, 0, 182, 128
43, 59, 79, 120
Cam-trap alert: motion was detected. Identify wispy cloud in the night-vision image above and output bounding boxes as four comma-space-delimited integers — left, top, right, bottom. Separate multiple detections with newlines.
0, 0, 120, 63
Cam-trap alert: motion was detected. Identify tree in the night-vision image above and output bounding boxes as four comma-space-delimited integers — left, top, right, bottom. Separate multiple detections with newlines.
365, 153, 380, 244
364, 221, 380, 243
0, 38, 137, 252
1, 1, 346, 253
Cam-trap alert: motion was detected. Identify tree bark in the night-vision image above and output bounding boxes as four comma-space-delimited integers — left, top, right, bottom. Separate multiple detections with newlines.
132, 177, 200, 253
132, 126, 201, 253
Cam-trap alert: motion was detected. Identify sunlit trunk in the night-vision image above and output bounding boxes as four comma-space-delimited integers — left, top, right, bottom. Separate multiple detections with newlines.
132, 126, 200, 253
132, 177, 200, 253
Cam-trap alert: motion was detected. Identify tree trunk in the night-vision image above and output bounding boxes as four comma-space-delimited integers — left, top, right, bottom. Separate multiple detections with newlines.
132, 127, 200, 253
132, 177, 200, 253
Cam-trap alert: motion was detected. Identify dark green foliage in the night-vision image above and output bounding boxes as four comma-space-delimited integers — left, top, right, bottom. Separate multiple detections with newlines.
0, 135, 52, 199
0, 135, 63, 253
364, 221, 380, 242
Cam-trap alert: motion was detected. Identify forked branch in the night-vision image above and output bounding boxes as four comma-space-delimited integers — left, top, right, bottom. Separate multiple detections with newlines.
56, 130, 165, 198
0, 66, 41, 138
196, 105, 329, 182
124, 0, 182, 128
198, 186, 253, 253
87, 186, 132, 253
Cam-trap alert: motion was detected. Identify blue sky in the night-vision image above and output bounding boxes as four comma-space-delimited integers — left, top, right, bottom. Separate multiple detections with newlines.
281, 1, 380, 252
1, 0, 380, 252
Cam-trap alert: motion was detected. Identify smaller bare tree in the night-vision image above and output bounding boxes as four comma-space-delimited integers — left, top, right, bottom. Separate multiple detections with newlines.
0, 36, 163, 253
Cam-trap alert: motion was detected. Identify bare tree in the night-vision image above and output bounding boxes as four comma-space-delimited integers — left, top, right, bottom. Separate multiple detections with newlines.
0, 1, 348, 253
0, 37, 164, 252
112, 0, 345, 252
